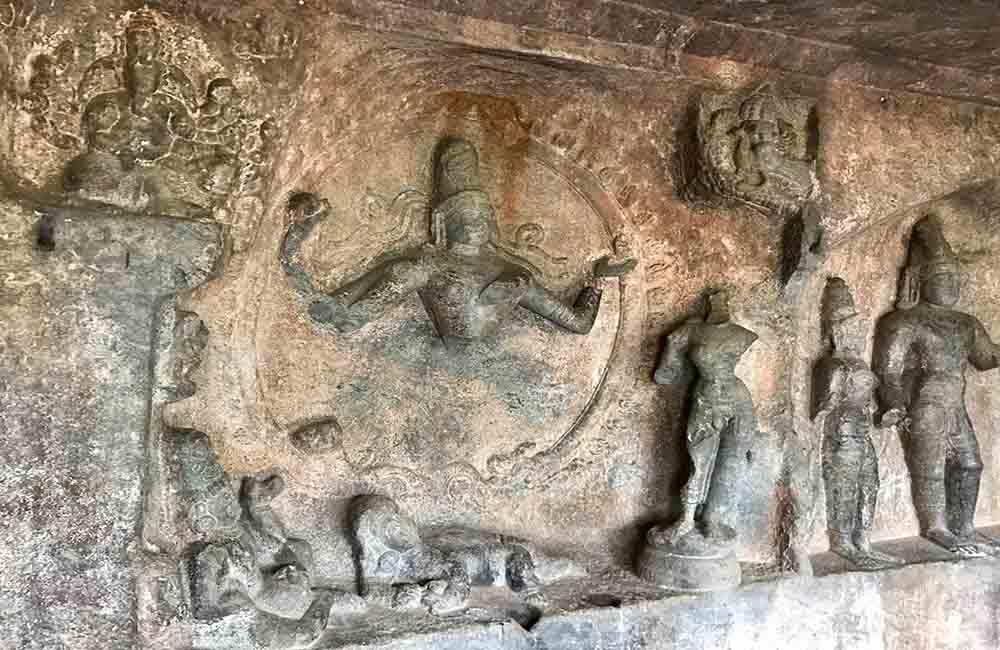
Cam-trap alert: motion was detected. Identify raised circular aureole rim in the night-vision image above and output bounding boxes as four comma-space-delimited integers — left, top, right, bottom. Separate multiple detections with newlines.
260, 114, 645, 489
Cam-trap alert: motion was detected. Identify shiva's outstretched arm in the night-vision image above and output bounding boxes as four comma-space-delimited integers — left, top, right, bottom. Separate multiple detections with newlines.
517, 238, 636, 334
518, 283, 603, 334
307, 257, 432, 331
280, 195, 431, 331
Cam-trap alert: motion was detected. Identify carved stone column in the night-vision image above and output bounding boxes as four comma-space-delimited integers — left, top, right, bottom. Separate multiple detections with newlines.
0, 199, 220, 650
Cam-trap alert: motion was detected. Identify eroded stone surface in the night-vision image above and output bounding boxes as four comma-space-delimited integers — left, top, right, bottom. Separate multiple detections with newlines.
2, 2, 1000, 649
188, 535, 1000, 649
0, 199, 221, 650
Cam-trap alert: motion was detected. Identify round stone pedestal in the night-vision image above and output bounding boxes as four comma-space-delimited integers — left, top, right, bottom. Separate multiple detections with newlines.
636, 529, 741, 592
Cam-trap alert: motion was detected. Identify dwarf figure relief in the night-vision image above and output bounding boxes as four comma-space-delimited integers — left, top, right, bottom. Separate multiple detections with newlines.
692, 84, 816, 218
813, 278, 903, 570
874, 216, 1000, 557
280, 138, 636, 345
191, 475, 331, 646
638, 291, 762, 591
350, 495, 576, 615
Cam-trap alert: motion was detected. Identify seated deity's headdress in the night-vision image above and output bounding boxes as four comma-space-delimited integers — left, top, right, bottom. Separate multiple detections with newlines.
124, 9, 162, 63
738, 87, 779, 124
431, 138, 498, 246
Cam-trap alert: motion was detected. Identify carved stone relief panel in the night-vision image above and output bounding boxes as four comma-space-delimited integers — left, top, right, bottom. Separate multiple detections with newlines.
2, 6, 297, 235
284, 138, 635, 342
157, 84, 650, 586
787, 181, 1000, 562
690, 84, 818, 219
259, 126, 640, 492
8, 3, 1000, 650
165, 28, 810, 580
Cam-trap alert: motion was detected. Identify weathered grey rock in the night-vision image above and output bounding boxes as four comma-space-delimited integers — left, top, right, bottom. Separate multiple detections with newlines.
4, 2, 1000, 649
0, 200, 221, 650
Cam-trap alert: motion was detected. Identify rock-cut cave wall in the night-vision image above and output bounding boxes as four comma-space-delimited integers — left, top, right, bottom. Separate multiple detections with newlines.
2, 2, 1000, 649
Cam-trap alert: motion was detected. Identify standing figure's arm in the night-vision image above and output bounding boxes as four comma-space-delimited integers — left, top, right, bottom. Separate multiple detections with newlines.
811, 357, 841, 422
654, 322, 695, 386
872, 316, 914, 419
518, 283, 603, 334
969, 317, 1000, 371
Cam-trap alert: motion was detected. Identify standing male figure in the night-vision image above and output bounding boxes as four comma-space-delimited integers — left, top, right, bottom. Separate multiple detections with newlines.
874, 215, 1000, 557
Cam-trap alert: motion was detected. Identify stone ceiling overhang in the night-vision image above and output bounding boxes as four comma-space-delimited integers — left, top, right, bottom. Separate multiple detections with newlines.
313, 0, 1000, 106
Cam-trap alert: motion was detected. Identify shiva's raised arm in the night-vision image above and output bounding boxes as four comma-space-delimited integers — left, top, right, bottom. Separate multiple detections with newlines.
280, 193, 328, 298
280, 192, 432, 332
307, 256, 432, 331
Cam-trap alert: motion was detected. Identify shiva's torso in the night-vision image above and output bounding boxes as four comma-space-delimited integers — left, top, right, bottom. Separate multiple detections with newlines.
418, 252, 532, 340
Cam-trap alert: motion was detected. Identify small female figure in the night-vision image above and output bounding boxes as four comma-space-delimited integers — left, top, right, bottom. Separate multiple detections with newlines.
814, 278, 902, 570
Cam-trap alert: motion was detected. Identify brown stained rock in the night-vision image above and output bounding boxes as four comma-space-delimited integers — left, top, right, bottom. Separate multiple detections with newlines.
3, 2, 1000, 649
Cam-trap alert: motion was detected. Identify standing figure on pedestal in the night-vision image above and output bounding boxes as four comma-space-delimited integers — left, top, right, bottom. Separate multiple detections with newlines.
281, 138, 635, 345
638, 291, 761, 591
874, 215, 1000, 557
814, 278, 903, 570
